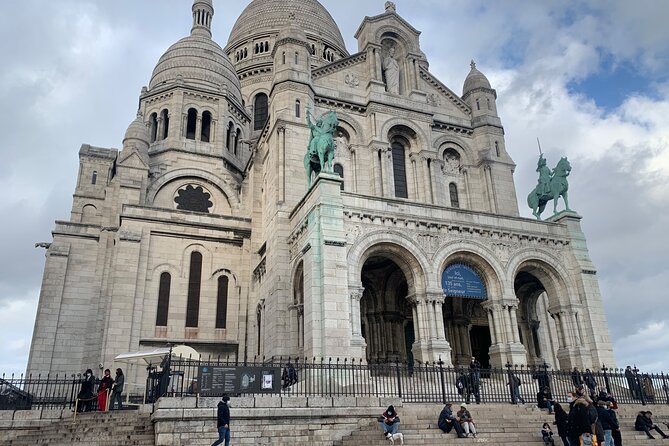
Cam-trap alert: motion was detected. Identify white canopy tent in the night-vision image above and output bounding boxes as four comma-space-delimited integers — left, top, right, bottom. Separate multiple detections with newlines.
114, 345, 200, 365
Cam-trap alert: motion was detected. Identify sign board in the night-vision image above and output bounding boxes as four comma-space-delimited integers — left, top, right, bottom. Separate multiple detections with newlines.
442, 263, 487, 299
198, 366, 281, 396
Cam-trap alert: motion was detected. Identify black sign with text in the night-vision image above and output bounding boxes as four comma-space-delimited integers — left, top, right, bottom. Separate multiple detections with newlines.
198, 366, 281, 396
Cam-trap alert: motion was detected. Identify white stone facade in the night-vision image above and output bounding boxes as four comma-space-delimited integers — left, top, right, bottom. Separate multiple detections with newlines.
27, 0, 615, 382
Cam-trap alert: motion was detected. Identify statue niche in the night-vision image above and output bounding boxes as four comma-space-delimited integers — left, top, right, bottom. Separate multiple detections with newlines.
381, 40, 401, 95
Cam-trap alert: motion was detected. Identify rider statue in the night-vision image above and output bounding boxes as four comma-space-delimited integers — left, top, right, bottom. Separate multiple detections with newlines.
304, 107, 338, 186
536, 154, 552, 196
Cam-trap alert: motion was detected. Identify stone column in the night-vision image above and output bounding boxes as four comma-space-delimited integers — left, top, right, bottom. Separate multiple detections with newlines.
349, 285, 366, 350
195, 115, 202, 141
383, 146, 394, 197
408, 153, 423, 201
509, 304, 521, 343
422, 155, 433, 204
156, 117, 164, 141
350, 146, 358, 193
486, 310, 497, 344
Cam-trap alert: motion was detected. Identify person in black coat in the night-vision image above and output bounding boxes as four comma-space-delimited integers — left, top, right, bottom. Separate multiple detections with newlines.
635, 410, 669, 439
77, 369, 95, 412
211, 395, 231, 446
596, 400, 618, 446
571, 367, 583, 388
537, 386, 554, 414
552, 403, 569, 446
567, 394, 596, 446
438, 403, 466, 438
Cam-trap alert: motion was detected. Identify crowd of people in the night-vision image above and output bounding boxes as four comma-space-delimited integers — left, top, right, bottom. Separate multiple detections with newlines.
376, 362, 669, 445
76, 367, 124, 412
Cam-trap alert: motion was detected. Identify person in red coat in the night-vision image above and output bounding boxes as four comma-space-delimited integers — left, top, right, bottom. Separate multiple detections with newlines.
97, 369, 114, 411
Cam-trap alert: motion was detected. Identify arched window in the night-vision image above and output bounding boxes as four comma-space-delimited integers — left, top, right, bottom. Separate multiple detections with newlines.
295, 52, 299, 65
226, 122, 233, 151
311, 44, 315, 55
293, 262, 305, 349
201, 111, 212, 142
295, 100, 301, 118
244, 48, 247, 58
487, 98, 491, 110
495, 141, 500, 157
449, 182, 460, 208
255, 43, 259, 54
160, 109, 169, 140
185, 252, 202, 328
216, 276, 229, 329
476, 98, 480, 111
392, 141, 408, 198
253, 93, 268, 130
149, 113, 158, 143
264, 41, 269, 52
156, 272, 171, 326
282, 51, 286, 64
334, 163, 344, 191
91, 171, 97, 185
234, 129, 241, 155
186, 108, 197, 140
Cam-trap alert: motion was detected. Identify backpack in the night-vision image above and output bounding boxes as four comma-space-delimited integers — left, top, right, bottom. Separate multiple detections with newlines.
579, 433, 597, 446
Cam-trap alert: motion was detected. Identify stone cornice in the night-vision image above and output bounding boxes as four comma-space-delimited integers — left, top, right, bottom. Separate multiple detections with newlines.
432, 120, 474, 136
343, 205, 570, 249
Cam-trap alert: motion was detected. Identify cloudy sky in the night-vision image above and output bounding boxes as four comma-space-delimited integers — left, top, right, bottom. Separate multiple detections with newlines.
1, 0, 668, 377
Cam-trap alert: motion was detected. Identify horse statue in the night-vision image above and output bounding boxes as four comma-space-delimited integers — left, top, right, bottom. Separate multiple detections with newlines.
304, 108, 338, 186
527, 155, 572, 219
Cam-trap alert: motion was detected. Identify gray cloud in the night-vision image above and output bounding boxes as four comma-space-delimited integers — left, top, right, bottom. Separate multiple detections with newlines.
0, 0, 667, 375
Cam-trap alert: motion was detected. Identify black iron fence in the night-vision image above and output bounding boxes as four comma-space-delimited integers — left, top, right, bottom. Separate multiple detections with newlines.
4, 360, 669, 410
164, 356, 669, 407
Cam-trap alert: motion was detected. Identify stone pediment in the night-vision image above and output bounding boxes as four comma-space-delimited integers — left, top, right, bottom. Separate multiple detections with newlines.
312, 52, 368, 82
118, 148, 149, 169
419, 69, 471, 119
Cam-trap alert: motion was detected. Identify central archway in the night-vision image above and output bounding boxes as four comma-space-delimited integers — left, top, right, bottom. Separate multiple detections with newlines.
360, 256, 413, 363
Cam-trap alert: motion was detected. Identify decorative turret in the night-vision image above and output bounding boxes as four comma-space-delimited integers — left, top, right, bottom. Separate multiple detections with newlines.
272, 22, 312, 88
122, 113, 150, 151
191, 0, 214, 38
462, 60, 498, 118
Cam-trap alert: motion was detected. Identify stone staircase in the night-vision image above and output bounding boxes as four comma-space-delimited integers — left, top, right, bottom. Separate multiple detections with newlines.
334, 403, 669, 446
1, 410, 154, 446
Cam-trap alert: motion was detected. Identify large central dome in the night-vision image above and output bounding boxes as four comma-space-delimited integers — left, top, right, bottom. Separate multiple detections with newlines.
227, 0, 347, 55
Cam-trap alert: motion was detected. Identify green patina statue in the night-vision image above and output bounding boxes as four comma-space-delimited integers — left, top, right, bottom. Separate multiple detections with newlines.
527, 154, 572, 219
304, 108, 339, 186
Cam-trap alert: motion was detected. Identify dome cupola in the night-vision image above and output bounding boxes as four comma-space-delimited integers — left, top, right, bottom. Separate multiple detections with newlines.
462, 60, 492, 96
148, 0, 242, 103
123, 113, 150, 149
227, 0, 348, 61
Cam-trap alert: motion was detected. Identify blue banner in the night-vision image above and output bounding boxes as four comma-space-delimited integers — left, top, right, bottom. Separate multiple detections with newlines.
442, 263, 487, 299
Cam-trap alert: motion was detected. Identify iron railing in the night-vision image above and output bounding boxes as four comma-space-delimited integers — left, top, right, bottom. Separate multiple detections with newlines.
163, 356, 669, 407
4, 361, 669, 410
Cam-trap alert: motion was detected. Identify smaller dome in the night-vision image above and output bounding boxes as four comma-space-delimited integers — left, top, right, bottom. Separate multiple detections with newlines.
149, 35, 243, 103
463, 60, 492, 96
123, 114, 150, 145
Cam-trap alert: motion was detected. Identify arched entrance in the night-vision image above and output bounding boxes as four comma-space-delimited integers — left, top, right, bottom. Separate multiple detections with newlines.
513, 262, 565, 368
441, 261, 493, 367
360, 256, 413, 363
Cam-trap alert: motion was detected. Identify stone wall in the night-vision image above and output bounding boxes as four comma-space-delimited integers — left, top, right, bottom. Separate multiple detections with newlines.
152, 396, 401, 446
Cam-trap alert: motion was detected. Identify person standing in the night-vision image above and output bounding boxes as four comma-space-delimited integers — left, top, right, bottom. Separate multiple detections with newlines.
77, 369, 96, 412
97, 368, 114, 411
584, 369, 597, 396
212, 395, 231, 446
571, 367, 583, 389
438, 403, 466, 438
469, 357, 482, 404
508, 372, 525, 404
567, 391, 597, 446
624, 366, 638, 399
552, 403, 570, 446
596, 400, 618, 446
110, 368, 124, 410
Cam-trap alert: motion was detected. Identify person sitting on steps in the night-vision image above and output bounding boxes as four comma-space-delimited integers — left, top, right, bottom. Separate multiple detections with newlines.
457, 403, 477, 438
379, 405, 400, 437
438, 403, 466, 438
635, 410, 669, 439
542, 422, 556, 445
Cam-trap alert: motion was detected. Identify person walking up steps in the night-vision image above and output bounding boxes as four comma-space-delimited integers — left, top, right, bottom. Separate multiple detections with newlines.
212, 395, 231, 446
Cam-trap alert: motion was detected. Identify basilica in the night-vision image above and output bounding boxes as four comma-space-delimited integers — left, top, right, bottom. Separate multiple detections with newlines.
27, 0, 615, 380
